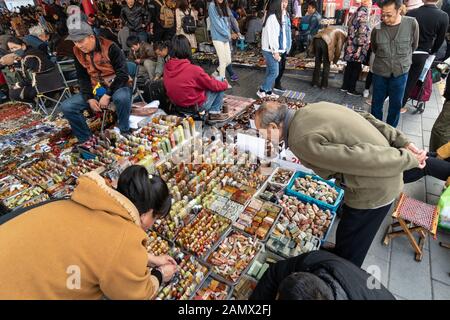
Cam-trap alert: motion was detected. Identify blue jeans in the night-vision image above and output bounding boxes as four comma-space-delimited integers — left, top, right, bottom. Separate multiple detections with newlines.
226, 64, 235, 78
261, 50, 279, 92
61, 87, 132, 143
371, 73, 408, 128
202, 90, 225, 113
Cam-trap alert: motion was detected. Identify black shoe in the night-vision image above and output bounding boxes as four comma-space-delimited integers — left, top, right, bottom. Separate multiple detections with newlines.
274, 84, 286, 92
347, 90, 362, 97
311, 82, 319, 88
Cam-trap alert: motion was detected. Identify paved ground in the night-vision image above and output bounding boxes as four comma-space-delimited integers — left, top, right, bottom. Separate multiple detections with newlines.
221, 65, 450, 300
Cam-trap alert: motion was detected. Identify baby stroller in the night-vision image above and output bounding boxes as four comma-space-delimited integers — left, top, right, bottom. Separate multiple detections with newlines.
407, 55, 439, 114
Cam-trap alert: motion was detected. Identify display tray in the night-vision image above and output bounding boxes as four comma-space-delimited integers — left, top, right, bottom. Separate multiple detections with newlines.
246, 248, 284, 281
192, 275, 234, 300
233, 199, 283, 243
174, 209, 232, 260
205, 228, 263, 286
232, 275, 258, 300
155, 254, 210, 300
276, 192, 337, 244
286, 171, 344, 212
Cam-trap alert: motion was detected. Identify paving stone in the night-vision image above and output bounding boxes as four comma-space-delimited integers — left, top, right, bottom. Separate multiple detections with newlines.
403, 178, 426, 202
423, 130, 432, 148
402, 120, 423, 137
425, 176, 446, 197
430, 231, 450, 286
427, 193, 441, 205
362, 253, 390, 288
432, 280, 450, 300
422, 106, 440, 119
388, 236, 432, 300
422, 117, 436, 132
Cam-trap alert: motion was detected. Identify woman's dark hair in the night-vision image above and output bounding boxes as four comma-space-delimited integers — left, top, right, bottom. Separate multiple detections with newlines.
380, 0, 403, 9
177, 0, 190, 12
7, 36, 25, 47
126, 35, 140, 48
307, 0, 318, 10
154, 40, 171, 52
214, 0, 229, 17
278, 272, 334, 300
263, 0, 282, 27
169, 34, 192, 59
117, 165, 172, 218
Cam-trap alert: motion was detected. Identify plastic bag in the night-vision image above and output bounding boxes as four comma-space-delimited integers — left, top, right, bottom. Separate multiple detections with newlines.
438, 187, 450, 231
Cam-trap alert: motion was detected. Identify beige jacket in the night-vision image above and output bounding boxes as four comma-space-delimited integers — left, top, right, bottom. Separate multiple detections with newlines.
309, 27, 347, 64
0, 172, 159, 300
175, 7, 198, 49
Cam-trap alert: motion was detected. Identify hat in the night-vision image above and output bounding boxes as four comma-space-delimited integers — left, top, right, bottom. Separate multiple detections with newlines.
66, 20, 94, 41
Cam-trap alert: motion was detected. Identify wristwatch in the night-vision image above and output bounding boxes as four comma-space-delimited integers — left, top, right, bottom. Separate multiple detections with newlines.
151, 267, 163, 285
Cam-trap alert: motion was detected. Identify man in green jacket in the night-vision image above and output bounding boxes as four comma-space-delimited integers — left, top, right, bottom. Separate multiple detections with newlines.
254, 101, 428, 267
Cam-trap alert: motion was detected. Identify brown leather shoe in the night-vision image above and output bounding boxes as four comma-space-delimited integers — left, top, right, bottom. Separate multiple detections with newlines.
208, 113, 229, 122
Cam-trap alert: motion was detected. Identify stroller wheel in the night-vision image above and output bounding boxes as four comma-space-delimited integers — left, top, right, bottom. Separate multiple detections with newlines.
413, 101, 425, 114
417, 102, 425, 114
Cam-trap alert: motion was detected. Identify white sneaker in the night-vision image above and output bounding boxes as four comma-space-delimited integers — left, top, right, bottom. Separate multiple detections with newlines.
363, 89, 370, 98
267, 92, 279, 99
256, 90, 266, 99
227, 83, 232, 89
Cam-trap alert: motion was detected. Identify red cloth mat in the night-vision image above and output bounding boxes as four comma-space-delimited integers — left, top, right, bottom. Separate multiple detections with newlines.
393, 193, 439, 236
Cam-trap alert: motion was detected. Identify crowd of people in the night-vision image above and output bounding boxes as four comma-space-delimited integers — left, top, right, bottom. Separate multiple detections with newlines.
0, 0, 449, 300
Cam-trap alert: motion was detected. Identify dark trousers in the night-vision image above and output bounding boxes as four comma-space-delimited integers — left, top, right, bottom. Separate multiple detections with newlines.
342, 61, 362, 92
402, 53, 429, 107
365, 71, 373, 90
312, 38, 330, 88
275, 52, 287, 87
334, 156, 450, 267
153, 24, 175, 42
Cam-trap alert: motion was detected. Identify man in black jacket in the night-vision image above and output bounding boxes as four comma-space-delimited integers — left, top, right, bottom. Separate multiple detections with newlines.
401, 0, 449, 109
121, 0, 149, 42
249, 251, 396, 300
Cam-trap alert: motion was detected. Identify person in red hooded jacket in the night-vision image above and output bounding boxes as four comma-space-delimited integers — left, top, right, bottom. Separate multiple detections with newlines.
163, 35, 229, 122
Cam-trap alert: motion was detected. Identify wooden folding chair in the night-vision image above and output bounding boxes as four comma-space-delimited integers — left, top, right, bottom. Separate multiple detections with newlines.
383, 193, 440, 261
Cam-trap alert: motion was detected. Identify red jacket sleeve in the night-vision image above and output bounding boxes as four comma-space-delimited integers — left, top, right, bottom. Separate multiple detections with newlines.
194, 66, 228, 92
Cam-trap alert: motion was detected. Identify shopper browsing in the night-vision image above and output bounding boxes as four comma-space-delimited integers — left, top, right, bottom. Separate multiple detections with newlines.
273, 0, 292, 93
341, 0, 372, 96
0, 165, 177, 299
175, 0, 198, 50
208, 0, 238, 79
309, 27, 346, 89
163, 35, 229, 121
297, 1, 321, 53
257, 0, 291, 99
370, 0, 419, 128
61, 21, 132, 145
254, 100, 450, 267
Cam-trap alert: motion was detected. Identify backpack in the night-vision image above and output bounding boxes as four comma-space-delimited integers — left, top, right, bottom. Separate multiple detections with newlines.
181, 9, 197, 34
156, 0, 175, 29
